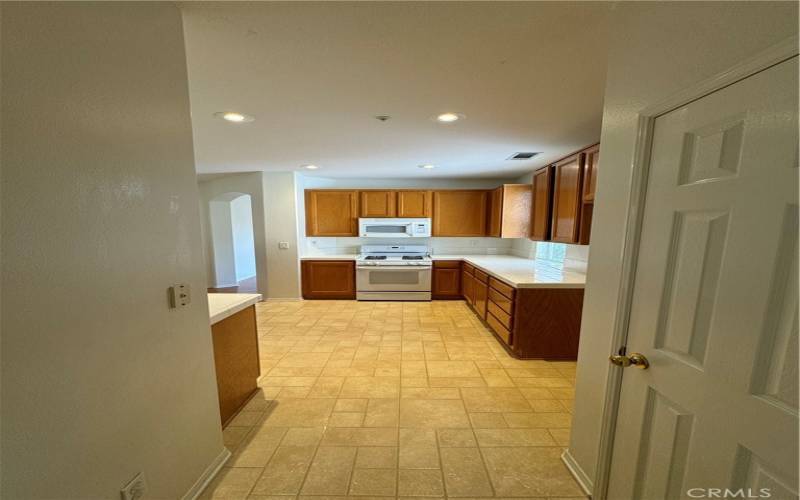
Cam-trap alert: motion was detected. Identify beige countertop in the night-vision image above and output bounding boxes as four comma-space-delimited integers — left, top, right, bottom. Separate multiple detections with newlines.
299, 254, 586, 289
207, 293, 262, 324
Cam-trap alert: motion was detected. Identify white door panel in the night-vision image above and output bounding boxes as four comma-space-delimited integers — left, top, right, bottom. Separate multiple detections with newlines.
608, 57, 798, 499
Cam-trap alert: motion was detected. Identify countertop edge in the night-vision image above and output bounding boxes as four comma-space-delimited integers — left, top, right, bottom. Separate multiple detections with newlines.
299, 254, 586, 289
209, 294, 263, 325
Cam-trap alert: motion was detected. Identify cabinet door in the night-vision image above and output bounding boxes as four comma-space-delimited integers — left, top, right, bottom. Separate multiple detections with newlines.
550, 154, 585, 243
582, 144, 600, 202
397, 190, 432, 218
461, 268, 475, 304
473, 279, 488, 319
488, 187, 503, 237
530, 167, 553, 241
498, 184, 533, 238
432, 264, 462, 299
360, 190, 396, 218
432, 190, 489, 236
301, 260, 356, 299
305, 190, 359, 236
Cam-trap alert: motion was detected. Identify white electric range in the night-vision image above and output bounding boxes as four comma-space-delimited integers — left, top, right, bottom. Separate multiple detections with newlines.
355, 245, 432, 301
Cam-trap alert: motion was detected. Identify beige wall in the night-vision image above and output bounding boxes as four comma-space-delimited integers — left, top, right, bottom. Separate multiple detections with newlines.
569, 1, 798, 492
263, 172, 302, 298
1, 3, 225, 497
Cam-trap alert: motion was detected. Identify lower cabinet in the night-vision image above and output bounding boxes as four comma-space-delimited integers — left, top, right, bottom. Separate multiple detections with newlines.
432, 261, 462, 299
461, 263, 475, 305
301, 260, 356, 299
463, 269, 584, 360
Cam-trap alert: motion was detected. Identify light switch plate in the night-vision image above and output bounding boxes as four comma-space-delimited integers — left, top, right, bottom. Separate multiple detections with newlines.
168, 284, 191, 309
278, 241, 290, 249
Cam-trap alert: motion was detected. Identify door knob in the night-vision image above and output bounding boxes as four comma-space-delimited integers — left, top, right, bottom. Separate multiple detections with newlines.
609, 352, 650, 370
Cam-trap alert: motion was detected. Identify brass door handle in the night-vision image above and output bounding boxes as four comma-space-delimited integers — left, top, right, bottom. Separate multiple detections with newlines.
609, 352, 650, 370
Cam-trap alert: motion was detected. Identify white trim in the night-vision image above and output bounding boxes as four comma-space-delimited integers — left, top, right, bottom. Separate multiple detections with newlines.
591, 36, 799, 500
562, 449, 594, 497
182, 447, 231, 500
213, 281, 238, 288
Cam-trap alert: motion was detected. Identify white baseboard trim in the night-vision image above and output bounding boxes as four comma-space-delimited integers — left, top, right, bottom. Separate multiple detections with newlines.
562, 448, 594, 498
182, 447, 231, 500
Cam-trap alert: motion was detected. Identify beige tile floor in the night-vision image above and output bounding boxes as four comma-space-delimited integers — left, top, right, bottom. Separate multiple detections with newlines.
201, 300, 585, 500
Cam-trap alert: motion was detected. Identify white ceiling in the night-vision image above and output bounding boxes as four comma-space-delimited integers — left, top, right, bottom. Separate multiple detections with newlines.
182, 2, 611, 179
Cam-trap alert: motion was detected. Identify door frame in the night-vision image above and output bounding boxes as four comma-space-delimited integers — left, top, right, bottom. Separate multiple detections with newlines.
590, 36, 799, 500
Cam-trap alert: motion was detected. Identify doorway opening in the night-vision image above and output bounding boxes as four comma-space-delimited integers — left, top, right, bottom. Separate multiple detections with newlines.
208, 192, 257, 293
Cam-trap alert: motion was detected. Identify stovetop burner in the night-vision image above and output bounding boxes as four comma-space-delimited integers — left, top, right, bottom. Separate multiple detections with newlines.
365, 255, 387, 260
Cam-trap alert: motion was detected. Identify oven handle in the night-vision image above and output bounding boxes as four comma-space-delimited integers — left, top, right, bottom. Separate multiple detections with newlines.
356, 266, 432, 271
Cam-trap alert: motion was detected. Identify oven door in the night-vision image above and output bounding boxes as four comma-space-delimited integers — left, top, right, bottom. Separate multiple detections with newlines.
356, 265, 431, 292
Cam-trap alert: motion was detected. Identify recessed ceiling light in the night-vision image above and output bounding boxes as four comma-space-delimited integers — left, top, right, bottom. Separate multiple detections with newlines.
303, 164, 319, 170
435, 112, 463, 123
418, 164, 435, 169
214, 111, 255, 123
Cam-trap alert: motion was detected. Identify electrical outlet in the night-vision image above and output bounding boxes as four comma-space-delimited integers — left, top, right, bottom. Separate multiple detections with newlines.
168, 284, 191, 309
278, 241, 290, 249
121, 472, 147, 500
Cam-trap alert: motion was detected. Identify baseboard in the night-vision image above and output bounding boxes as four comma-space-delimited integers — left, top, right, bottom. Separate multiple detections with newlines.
182, 447, 231, 500
562, 448, 594, 498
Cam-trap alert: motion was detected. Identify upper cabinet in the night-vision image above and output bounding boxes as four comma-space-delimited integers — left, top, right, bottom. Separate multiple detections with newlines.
488, 184, 532, 238
530, 166, 554, 241
305, 190, 359, 236
551, 153, 585, 243
579, 144, 600, 244
360, 190, 397, 218
582, 144, 599, 203
396, 190, 432, 218
432, 190, 488, 236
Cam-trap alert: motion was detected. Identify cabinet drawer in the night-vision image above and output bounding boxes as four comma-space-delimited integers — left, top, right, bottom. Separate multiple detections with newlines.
474, 269, 490, 284
488, 287, 514, 315
487, 300, 512, 329
434, 260, 461, 269
489, 277, 515, 300
486, 312, 511, 345
463, 263, 475, 275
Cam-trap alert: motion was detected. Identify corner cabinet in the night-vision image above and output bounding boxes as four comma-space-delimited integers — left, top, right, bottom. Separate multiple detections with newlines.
488, 184, 532, 238
300, 260, 356, 299
305, 190, 359, 236
432, 190, 488, 236
579, 144, 599, 245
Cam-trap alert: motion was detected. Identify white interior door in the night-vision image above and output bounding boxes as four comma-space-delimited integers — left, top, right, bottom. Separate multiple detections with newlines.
607, 56, 799, 499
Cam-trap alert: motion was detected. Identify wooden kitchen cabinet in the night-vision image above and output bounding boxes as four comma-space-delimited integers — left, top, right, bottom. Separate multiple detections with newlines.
432, 260, 462, 299
461, 263, 475, 305
551, 153, 585, 243
530, 166, 554, 241
488, 184, 532, 238
301, 260, 356, 299
397, 190, 432, 218
305, 190, 359, 236
579, 144, 599, 245
473, 269, 489, 319
359, 190, 397, 218
432, 190, 489, 236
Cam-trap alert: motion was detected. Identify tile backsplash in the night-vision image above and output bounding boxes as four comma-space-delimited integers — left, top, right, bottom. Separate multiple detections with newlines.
304, 237, 514, 256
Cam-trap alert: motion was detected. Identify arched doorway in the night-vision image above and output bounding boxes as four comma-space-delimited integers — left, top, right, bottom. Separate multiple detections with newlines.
208, 192, 257, 293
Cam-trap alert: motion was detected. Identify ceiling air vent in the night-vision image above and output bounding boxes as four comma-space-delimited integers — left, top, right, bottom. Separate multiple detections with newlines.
508, 152, 541, 160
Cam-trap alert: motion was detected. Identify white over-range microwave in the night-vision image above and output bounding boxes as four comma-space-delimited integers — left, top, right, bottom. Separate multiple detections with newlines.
358, 218, 432, 238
